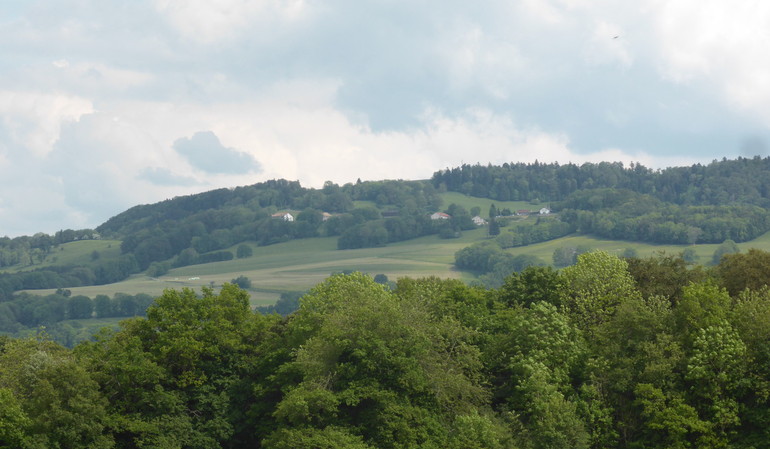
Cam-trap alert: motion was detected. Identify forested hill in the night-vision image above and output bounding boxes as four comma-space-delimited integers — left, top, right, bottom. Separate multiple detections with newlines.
431, 156, 770, 206
433, 157, 770, 245
5, 156, 770, 299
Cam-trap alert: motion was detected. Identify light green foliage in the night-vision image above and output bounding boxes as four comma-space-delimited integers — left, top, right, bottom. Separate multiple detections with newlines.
276, 273, 486, 448
262, 426, 373, 449
686, 323, 747, 441
76, 283, 267, 448
447, 411, 514, 449
515, 363, 589, 449
731, 287, 770, 440
560, 250, 641, 329
0, 387, 30, 449
675, 281, 731, 342
0, 338, 112, 449
634, 383, 710, 449
486, 302, 591, 449
394, 276, 493, 331
595, 296, 681, 391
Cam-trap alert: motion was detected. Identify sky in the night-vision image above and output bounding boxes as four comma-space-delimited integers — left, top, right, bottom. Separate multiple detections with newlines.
2, 0, 770, 236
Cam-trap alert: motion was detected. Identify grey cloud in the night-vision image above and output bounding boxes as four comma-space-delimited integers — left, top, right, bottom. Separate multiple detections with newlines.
139, 167, 199, 186
173, 131, 262, 174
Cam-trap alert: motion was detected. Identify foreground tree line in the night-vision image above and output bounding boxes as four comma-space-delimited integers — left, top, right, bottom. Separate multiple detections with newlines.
3, 249, 770, 448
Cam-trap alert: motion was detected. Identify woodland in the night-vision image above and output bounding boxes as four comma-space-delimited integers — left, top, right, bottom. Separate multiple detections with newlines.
4, 156, 770, 302
5, 157, 770, 447
3, 249, 770, 448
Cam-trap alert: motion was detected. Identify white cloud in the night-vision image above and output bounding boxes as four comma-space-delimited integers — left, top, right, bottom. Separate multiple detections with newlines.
651, 0, 770, 123
0, 91, 93, 157
154, 0, 308, 44
1, 0, 768, 236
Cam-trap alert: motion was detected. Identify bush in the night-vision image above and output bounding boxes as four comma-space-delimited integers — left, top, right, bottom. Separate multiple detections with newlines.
231, 275, 252, 289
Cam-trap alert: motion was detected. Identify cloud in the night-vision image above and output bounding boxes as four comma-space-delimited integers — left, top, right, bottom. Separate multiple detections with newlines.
154, 0, 309, 44
139, 167, 199, 186
0, 90, 92, 156
172, 130, 262, 174
650, 0, 770, 124
3, 0, 770, 237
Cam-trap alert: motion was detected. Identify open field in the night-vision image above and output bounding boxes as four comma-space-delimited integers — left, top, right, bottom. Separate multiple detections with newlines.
439, 192, 538, 215
24, 224, 770, 306
2, 239, 123, 273
22, 232, 485, 306
16, 190, 770, 306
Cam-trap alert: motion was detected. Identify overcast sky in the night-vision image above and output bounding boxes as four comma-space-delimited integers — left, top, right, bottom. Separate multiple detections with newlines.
2, 0, 770, 236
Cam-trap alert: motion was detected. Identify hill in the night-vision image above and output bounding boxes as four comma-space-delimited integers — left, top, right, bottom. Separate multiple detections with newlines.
5, 156, 770, 301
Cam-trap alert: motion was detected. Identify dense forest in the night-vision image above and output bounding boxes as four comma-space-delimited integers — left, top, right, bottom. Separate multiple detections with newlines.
3, 249, 770, 448
432, 158, 770, 244
5, 157, 770, 299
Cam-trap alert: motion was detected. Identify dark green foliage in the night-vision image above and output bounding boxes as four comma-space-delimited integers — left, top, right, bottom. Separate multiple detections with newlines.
231, 275, 252, 289
715, 248, 770, 296
495, 218, 574, 248
626, 253, 707, 302
337, 221, 388, 249
256, 291, 304, 316
455, 241, 546, 287
373, 273, 389, 284
498, 265, 564, 308
552, 245, 591, 268
236, 243, 253, 258
712, 238, 740, 265
488, 219, 500, 236
434, 159, 770, 244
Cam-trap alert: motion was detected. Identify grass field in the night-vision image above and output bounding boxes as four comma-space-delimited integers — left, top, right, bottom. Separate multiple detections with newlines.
439, 192, 537, 215
2, 239, 123, 273
16, 191, 770, 307
25, 225, 770, 307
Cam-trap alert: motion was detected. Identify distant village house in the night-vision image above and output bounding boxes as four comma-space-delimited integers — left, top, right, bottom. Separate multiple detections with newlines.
430, 212, 451, 220
271, 212, 295, 222
472, 216, 487, 226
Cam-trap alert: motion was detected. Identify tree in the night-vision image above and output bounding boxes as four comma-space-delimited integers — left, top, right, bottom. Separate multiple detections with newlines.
78, 284, 261, 447
66, 295, 93, 319
682, 247, 698, 263
716, 249, 770, 296
231, 275, 252, 289
236, 243, 253, 259
275, 273, 486, 448
712, 239, 739, 265
626, 253, 706, 302
0, 387, 30, 449
93, 294, 114, 318
561, 251, 641, 330
498, 265, 565, 308
373, 273, 389, 284
0, 339, 113, 448
488, 219, 500, 236
686, 323, 747, 444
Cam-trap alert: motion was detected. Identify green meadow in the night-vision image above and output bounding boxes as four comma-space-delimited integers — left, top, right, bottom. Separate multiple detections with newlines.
15, 191, 770, 306
24, 225, 770, 307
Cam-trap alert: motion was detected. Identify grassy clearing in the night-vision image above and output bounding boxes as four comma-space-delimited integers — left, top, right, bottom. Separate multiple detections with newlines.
20, 220, 770, 307
1, 239, 122, 274
438, 192, 540, 215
